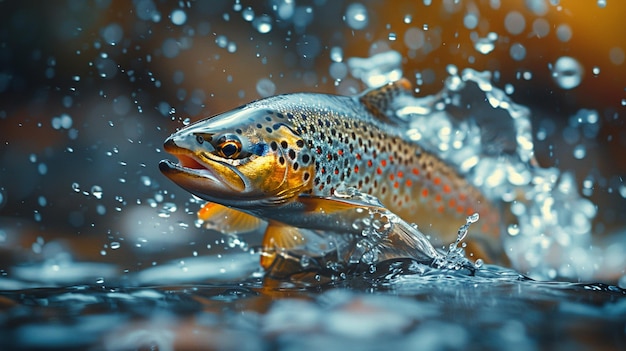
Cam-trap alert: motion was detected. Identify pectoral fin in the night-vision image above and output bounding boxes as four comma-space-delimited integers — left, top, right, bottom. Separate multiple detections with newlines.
260, 220, 307, 269
198, 202, 264, 234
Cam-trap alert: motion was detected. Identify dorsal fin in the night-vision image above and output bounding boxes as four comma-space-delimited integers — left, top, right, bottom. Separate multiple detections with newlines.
358, 78, 413, 124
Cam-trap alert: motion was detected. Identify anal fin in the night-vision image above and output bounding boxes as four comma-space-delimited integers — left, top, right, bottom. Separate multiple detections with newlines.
198, 202, 264, 234
260, 220, 307, 269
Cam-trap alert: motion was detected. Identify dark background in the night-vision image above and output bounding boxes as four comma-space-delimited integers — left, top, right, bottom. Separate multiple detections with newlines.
0, 0, 624, 274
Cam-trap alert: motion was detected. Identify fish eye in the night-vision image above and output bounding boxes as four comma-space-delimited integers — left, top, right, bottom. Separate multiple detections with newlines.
216, 134, 244, 159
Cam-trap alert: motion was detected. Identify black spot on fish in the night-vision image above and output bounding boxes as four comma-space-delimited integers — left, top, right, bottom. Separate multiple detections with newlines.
301, 113, 307, 120
317, 119, 323, 127
196, 135, 204, 144
266, 110, 274, 115
270, 141, 278, 151
304, 172, 310, 181
266, 127, 273, 133
265, 116, 272, 122
279, 156, 285, 165
256, 123, 263, 129
276, 112, 284, 119
296, 140, 304, 148
301, 154, 310, 164
326, 175, 331, 184
235, 128, 242, 135
287, 113, 294, 119
314, 177, 320, 185
280, 140, 288, 149
288, 149, 296, 160
293, 162, 299, 170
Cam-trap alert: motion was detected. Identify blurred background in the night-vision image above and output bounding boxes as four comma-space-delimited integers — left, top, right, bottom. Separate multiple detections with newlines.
0, 0, 624, 280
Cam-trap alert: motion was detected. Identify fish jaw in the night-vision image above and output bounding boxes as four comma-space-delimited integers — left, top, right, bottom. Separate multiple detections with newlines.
159, 137, 248, 205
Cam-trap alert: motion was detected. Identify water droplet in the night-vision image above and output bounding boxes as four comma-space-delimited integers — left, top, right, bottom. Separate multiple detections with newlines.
556, 24, 572, 42
609, 47, 625, 65
551, 56, 583, 89
504, 11, 525, 35
507, 223, 520, 236
573, 144, 586, 159
71, 182, 81, 192
91, 185, 103, 199
463, 13, 478, 30
252, 14, 273, 34
256, 78, 276, 97
170, 9, 187, 26
300, 255, 310, 268
101, 23, 123, 46
404, 27, 425, 50
242, 7, 255, 21
509, 43, 526, 61
345, 3, 368, 30
474, 258, 484, 268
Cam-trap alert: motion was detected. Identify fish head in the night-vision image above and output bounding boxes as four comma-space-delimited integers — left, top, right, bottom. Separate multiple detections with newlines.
159, 102, 314, 208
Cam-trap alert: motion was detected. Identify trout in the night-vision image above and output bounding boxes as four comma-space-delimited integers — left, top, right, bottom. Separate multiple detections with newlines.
159, 79, 504, 271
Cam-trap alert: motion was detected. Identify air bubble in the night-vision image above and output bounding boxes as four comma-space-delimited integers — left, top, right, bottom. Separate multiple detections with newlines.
71, 182, 81, 192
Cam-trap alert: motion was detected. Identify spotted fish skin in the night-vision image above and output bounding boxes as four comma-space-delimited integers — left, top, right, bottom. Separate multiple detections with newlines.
262, 84, 499, 247
160, 79, 503, 263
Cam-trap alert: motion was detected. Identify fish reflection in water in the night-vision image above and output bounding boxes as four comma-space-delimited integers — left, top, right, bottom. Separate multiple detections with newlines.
160, 78, 507, 279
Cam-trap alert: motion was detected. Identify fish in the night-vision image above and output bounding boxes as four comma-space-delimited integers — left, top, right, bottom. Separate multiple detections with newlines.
159, 79, 506, 272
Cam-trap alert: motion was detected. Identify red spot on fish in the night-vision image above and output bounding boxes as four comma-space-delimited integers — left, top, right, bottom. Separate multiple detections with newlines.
381, 160, 387, 167
437, 205, 445, 213
334, 169, 339, 175
376, 167, 382, 175
367, 160, 373, 167
389, 174, 395, 181
435, 194, 442, 202
448, 199, 456, 208
443, 184, 451, 193
457, 206, 464, 214
421, 188, 429, 198
354, 165, 359, 173
406, 179, 412, 187
397, 171, 404, 178
389, 155, 394, 162
393, 181, 399, 189
459, 193, 467, 201
466, 208, 475, 216
338, 149, 343, 156
433, 177, 441, 186
355, 153, 362, 160
412, 168, 420, 175
321, 167, 326, 174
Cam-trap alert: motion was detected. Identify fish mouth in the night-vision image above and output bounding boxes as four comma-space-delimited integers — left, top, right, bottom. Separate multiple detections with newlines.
159, 139, 245, 199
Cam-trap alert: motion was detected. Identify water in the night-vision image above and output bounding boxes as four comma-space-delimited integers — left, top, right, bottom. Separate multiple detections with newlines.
1, 1, 625, 350
1, 262, 624, 350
